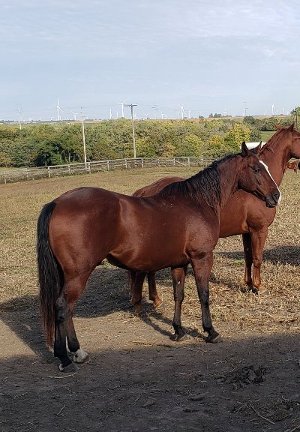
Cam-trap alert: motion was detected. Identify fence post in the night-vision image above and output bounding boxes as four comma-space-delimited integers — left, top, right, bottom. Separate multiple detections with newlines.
107, 160, 110, 171
48, 166, 51, 178
188, 157, 190, 167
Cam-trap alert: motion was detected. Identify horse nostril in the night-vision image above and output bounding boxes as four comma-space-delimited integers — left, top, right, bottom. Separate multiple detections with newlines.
273, 191, 280, 202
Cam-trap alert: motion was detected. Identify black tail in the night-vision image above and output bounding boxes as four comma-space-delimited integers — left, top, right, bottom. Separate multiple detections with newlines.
37, 201, 63, 346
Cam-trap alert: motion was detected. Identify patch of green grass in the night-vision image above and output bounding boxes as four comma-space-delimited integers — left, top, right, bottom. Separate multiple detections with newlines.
261, 130, 276, 141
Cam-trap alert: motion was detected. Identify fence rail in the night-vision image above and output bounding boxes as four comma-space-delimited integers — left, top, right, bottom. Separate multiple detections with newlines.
0, 157, 214, 184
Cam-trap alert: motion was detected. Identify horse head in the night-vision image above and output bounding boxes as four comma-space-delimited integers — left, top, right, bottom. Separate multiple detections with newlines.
238, 142, 280, 208
288, 123, 300, 159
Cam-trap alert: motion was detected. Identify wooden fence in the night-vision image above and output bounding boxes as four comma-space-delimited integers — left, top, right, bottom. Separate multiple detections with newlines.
0, 157, 213, 184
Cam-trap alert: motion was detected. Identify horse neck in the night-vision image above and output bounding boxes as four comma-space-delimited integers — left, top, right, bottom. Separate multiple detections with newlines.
216, 157, 241, 208
260, 133, 291, 185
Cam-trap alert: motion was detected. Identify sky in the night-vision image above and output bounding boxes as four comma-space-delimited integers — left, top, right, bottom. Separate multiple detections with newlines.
1, 0, 300, 121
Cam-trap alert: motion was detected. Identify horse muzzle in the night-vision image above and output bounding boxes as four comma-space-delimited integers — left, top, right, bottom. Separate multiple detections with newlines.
265, 190, 281, 208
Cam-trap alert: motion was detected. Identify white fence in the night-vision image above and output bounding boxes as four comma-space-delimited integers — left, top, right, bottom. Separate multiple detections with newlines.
0, 157, 214, 184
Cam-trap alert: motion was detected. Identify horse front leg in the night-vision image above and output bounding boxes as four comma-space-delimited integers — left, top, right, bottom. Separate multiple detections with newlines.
191, 252, 220, 343
170, 266, 187, 341
242, 233, 253, 289
147, 271, 163, 308
130, 271, 146, 314
250, 228, 268, 294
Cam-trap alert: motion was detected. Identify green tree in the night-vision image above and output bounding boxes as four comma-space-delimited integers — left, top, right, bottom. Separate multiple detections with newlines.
175, 134, 203, 157
224, 123, 251, 152
291, 107, 300, 128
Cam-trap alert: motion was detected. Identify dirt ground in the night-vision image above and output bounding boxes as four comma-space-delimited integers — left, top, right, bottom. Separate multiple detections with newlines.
1, 266, 300, 432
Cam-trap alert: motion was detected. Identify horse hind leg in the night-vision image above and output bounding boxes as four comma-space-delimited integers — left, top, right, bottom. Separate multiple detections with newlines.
66, 312, 89, 365
54, 294, 74, 371
55, 273, 90, 371
148, 271, 163, 308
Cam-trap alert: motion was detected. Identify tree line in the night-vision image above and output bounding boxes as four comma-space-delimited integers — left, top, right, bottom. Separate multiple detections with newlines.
0, 116, 293, 167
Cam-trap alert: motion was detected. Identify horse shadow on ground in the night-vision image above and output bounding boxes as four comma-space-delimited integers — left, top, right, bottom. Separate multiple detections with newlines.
5, 247, 279, 361
217, 245, 300, 267
0, 265, 202, 361
2, 333, 300, 432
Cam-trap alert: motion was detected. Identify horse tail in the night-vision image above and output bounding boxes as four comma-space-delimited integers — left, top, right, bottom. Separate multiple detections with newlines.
37, 201, 63, 346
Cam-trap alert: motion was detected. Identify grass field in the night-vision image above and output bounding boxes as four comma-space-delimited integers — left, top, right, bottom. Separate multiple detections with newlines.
0, 166, 299, 336
260, 130, 276, 141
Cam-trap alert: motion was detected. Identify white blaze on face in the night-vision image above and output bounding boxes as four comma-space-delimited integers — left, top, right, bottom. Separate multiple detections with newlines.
259, 160, 281, 203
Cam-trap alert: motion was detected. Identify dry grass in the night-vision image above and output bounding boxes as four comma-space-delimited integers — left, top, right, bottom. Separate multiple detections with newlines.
0, 167, 299, 338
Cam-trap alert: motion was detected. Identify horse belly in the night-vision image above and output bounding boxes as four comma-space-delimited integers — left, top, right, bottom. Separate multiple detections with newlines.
108, 227, 190, 272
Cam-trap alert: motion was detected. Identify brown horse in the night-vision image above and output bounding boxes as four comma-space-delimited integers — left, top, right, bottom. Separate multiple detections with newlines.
37, 144, 280, 371
130, 124, 300, 311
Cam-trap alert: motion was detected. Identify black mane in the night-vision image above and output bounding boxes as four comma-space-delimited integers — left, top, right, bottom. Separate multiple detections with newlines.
159, 153, 237, 208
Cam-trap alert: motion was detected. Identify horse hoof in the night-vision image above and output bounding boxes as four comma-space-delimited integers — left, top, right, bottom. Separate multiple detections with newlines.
251, 287, 259, 295
205, 333, 221, 344
58, 362, 78, 373
73, 349, 89, 364
133, 304, 142, 315
170, 332, 186, 342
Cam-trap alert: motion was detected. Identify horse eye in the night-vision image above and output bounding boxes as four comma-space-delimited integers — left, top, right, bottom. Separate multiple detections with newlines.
252, 166, 260, 174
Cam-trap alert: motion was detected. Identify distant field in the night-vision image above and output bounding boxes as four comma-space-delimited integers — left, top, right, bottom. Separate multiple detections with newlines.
260, 130, 276, 141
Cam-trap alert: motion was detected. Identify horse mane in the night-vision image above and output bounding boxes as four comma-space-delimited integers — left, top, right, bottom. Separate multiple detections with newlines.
159, 154, 237, 208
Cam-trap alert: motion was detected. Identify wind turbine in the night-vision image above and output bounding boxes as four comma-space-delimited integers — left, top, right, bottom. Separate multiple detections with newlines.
72, 111, 78, 121
119, 103, 125, 118
56, 99, 63, 121
180, 106, 185, 120
17, 106, 23, 130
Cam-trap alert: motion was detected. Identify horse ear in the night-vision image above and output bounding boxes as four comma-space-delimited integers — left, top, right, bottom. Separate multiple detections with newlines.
250, 141, 262, 155
288, 123, 295, 131
241, 142, 249, 157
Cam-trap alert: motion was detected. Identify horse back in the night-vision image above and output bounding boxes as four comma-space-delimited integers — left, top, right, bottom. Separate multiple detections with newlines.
133, 176, 184, 197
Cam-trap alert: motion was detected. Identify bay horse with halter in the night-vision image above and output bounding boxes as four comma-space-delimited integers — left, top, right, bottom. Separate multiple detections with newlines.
37, 144, 280, 371
130, 124, 300, 312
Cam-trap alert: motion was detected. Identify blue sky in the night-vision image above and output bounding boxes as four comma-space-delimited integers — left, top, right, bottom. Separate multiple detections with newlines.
1, 0, 300, 121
